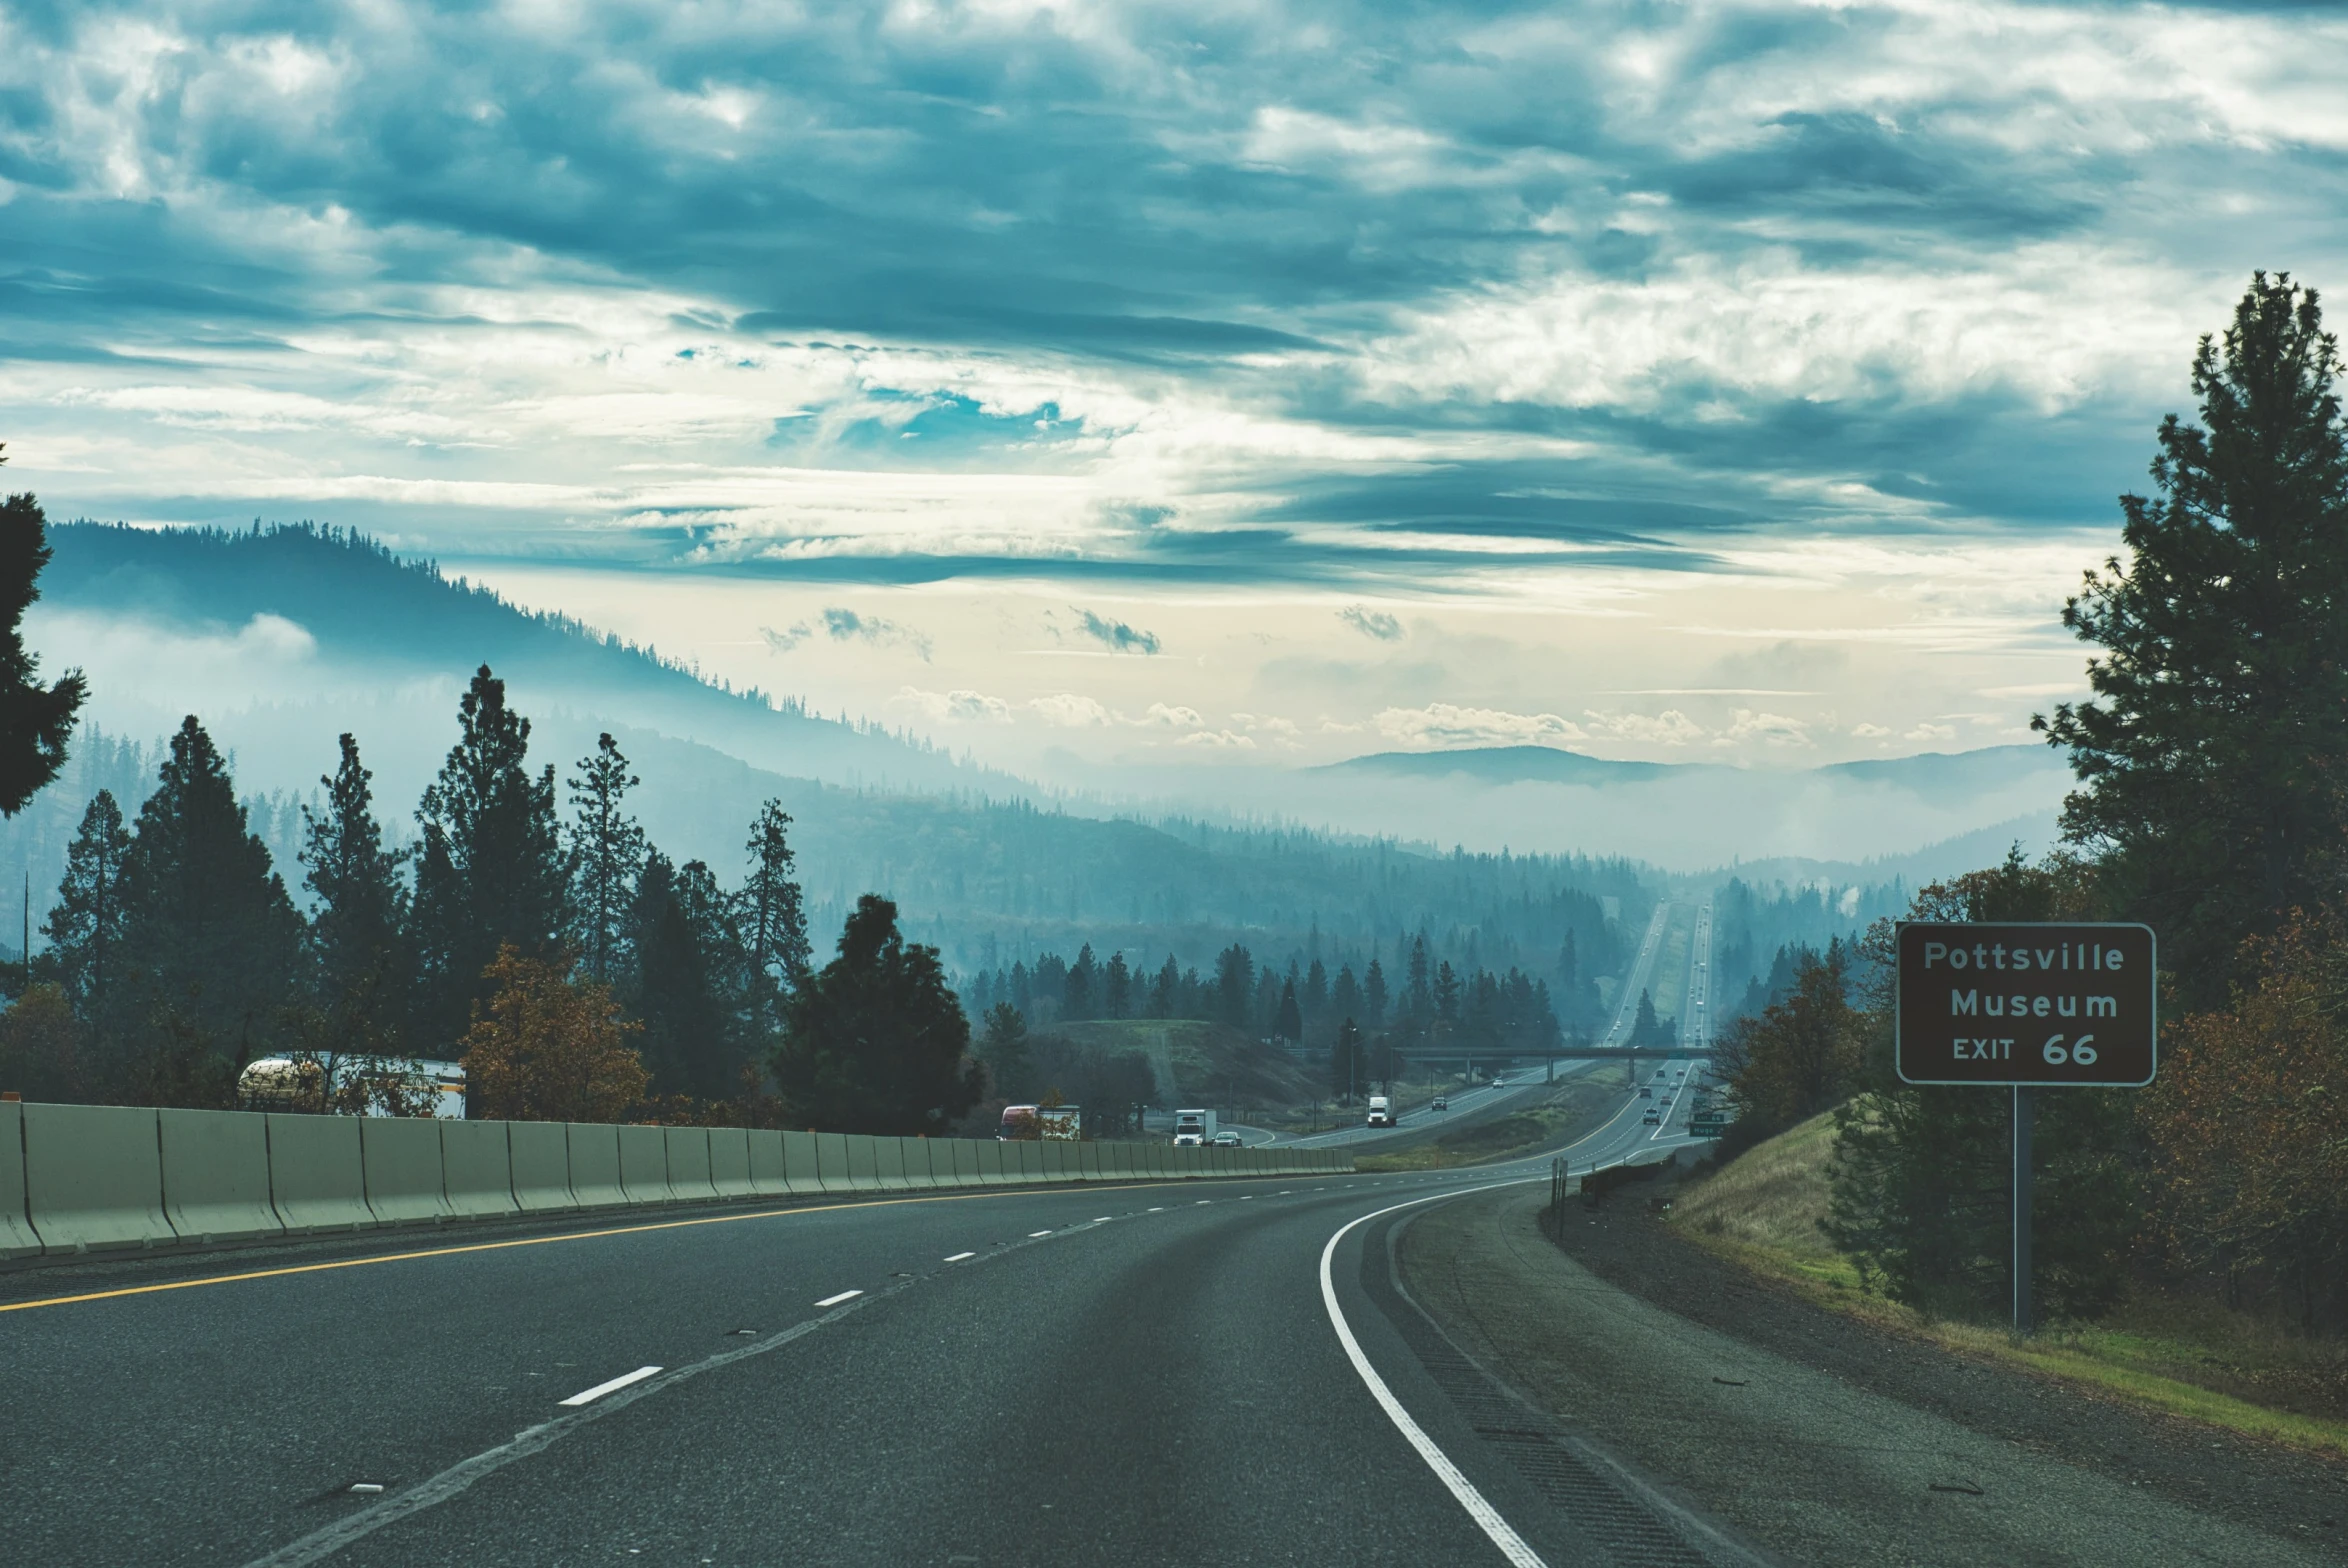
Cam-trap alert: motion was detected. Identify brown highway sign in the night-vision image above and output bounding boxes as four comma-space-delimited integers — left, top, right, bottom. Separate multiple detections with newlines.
1895, 922, 2157, 1087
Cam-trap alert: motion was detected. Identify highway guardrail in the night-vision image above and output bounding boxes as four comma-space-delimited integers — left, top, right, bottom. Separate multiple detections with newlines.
0, 1102, 1355, 1258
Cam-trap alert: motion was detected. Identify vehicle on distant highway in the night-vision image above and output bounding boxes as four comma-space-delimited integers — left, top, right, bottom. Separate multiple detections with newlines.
1210, 1131, 1242, 1148
1643, 1107, 1662, 1125
1366, 1094, 1395, 1127
1432, 1095, 1448, 1111
1172, 1108, 1216, 1146
1638, 1086, 1652, 1098
999, 1104, 1081, 1140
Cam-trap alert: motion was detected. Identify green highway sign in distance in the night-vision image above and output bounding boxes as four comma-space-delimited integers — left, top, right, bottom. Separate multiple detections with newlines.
1895, 922, 2157, 1088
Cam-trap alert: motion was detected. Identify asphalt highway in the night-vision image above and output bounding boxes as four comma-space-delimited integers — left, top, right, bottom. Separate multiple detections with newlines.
1, 909, 1726, 1567
7, 1152, 1758, 1568
1280, 900, 1685, 1153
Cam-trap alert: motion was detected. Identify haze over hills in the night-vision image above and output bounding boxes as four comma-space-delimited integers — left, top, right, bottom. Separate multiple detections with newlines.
1, 522, 2070, 995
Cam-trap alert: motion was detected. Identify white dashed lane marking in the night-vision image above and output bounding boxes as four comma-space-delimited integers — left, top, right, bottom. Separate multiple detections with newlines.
559, 1366, 662, 1408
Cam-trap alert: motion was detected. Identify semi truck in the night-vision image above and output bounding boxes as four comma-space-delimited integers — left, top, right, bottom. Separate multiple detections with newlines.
1365, 1094, 1395, 1128
1172, 1108, 1217, 1146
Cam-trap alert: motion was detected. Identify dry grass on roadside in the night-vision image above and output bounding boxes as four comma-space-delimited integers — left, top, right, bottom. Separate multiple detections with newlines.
1667, 1111, 2348, 1460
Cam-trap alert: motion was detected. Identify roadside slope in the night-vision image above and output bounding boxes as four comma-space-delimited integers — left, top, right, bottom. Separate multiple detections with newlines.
1399, 1183, 2348, 1566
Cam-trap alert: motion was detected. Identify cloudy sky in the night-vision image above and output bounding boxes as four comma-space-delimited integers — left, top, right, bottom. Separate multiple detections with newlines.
3, 0, 2343, 778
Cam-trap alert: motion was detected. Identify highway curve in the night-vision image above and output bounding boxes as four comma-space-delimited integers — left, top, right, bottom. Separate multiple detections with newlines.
0, 1160, 1760, 1567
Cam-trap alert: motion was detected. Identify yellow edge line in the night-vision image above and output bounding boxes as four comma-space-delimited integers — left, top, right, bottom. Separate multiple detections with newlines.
0, 1179, 1264, 1316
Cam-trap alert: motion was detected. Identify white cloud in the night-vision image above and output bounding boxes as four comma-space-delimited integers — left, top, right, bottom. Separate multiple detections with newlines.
1716, 709, 1814, 749
1026, 692, 1112, 727
1375, 702, 1588, 750
1581, 709, 1705, 748
1906, 722, 1958, 742
890, 685, 1014, 724
1850, 722, 1894, 738
1139, 702, 1204, 729
1176, 729, 1257, 749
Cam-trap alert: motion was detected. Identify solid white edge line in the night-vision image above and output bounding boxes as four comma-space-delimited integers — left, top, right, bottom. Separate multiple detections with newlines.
1028, 1230, 1053, 1237
814, 1289, 863, 1307
943, 1251, 976, 1262
1319, 1182, 1549, 1568
557, 1365, 662, 1407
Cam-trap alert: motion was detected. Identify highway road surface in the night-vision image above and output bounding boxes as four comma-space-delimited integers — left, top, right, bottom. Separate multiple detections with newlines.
0, 1153, 1726, 1568
1281, 900, 1687, 1152
0, 907, 1727, 1567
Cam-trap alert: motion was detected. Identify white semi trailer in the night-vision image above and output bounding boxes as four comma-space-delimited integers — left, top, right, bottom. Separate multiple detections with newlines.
1172, 1108, 1217, 1146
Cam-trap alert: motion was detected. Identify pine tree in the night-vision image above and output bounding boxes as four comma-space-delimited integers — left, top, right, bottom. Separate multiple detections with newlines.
1362, 958, 1388, 1027
1151, 952, 1179, 1018
1274, 976, 1304, 1044
2037, 273, 2348, 1007
414, 667, 567, 1048
567, 733, 645, 985
44, 789, 130, 1028
1330, 964, 1362, 1039
1065, 943, 1096, 1021
772, 894, 980, 1134
1214, 943, 1253, 1027
739, 799, 810, 1041
117, 716, 303, 1094
978, 1001, 1032, 1099
1103, 950, 1131, 1019
1406, 935, 1432, 1020
628, 853, 744, 1100
299, 733, 413, 1061
0, 468, 84, 817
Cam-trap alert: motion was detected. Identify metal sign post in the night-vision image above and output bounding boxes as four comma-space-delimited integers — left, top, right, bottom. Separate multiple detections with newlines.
1896, 922, 2157, 1335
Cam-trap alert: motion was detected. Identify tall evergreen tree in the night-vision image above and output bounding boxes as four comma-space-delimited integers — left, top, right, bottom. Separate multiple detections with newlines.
1330, 964, 1362, 1037
628, 852, 742, 1100
739, 800, 810, 1042
1214, 943, 1253, 1028
43, 789, 130, 1027
1362, 958, 1388, 1027
2038, 273, 2348, 1007
0, 465, 84, 816
1274, 976, 1304, 1044
978, 1001, 1032, 1099
1103, 950, 1131, 1019
1065, 943, 1097, 1021
414, 667, 567, 1048
567, 732, 645, 984
1151, 952, 1179, 1018
772, 894, 980, 1134
117, 717, 303, 1092
300, 733, 412, 1059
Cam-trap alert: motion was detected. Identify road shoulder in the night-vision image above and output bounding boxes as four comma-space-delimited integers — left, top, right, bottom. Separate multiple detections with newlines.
1399, 1183, 2348, 1566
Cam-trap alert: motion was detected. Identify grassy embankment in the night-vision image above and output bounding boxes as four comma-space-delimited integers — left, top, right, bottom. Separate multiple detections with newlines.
1353, 1076, 1624, 1172
1671, 1113, 2348, 1458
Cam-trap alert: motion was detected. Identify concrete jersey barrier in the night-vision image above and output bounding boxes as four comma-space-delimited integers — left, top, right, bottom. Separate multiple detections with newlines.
361, 1116, 453, 1226
0, 1102, 1358, 1266
509, 1121, 577, 1213
443, 1121, 520, 1219
266, 1114, 375, 1233
0, 1101, 37, 1258
158, 1108, 282, 1244
566, 1123, 627, 1208
24, 1103, 172, 1252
